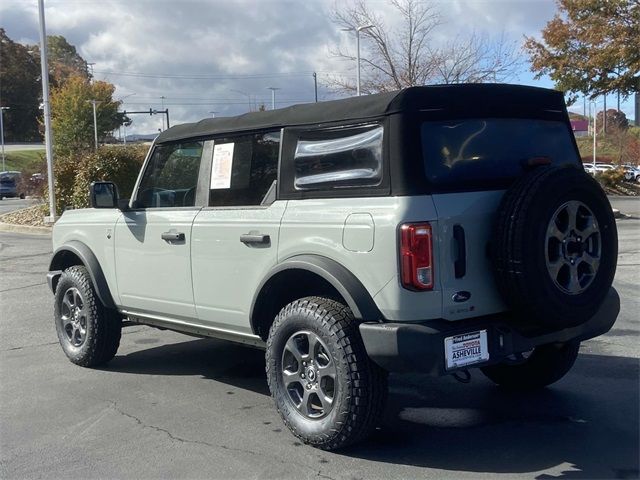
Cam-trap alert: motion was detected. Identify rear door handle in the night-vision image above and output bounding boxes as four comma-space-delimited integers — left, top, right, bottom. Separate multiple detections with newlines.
240, 233, 270, 245
453, 224, 466, 278
161, 231, 185, 242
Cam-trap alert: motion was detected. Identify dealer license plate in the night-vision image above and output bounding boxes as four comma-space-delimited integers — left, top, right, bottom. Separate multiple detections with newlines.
444, 330, 490, 370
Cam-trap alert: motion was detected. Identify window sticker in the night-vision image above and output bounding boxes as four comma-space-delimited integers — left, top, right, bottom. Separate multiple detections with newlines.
211, 143, 234, 189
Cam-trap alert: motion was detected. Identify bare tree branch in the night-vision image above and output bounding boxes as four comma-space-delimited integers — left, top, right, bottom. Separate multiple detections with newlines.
327, 0, 521, 94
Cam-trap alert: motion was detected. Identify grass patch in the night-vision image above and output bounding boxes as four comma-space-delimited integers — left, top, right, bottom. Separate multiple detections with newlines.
2, 149, 46, 173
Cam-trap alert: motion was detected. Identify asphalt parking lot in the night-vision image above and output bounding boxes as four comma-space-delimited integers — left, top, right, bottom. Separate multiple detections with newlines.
0, 209, 638, 479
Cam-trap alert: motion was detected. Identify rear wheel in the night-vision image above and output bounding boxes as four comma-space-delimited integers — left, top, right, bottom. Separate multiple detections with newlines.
266, 296, 387, 450
54, 265, 121, 367
481, 341, 580, 390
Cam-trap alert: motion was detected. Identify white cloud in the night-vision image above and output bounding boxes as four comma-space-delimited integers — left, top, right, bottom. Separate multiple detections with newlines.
1, 0, 635, 133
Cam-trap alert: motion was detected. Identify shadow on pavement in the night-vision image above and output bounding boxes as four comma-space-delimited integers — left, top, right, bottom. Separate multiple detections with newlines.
107, 338, 639, 479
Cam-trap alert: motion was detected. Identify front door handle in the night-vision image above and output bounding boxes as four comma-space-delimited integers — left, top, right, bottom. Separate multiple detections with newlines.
240, 233, 270, 245
161, 231, 185, 242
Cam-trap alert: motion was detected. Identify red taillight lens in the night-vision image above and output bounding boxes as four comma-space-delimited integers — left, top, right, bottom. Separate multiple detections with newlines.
400, 223, 434, 291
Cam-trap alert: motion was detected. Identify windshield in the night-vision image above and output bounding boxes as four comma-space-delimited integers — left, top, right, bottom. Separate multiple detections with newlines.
421, 119, 580, 190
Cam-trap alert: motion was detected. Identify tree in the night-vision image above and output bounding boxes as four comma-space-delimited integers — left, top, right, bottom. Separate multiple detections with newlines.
596, 109, 629, 133
329, 0, 521, 93
0, 29, 41, 141
524, 0, 640, 103
50, 76, 123, 155
29, 35, 91, 87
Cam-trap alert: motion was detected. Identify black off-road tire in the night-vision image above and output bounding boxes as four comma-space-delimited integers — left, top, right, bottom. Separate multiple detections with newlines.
481, 341, 580, 390
266, 297, 387, 450
492, 166, 617, 328
54, 265, 121, 367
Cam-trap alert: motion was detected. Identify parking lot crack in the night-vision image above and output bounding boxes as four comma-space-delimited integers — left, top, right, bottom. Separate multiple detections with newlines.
108, 401, 333, 476
0, 282, 46, 293
110, 403, 217, 448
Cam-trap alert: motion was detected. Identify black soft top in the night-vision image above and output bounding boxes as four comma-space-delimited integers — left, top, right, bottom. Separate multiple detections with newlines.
156, 84, 566, 144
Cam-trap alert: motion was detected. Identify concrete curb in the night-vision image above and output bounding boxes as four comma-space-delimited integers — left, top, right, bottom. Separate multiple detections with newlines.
0, 221, 52, 236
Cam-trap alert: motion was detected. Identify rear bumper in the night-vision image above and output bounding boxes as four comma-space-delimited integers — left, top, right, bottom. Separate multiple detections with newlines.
359, 287, 620, 375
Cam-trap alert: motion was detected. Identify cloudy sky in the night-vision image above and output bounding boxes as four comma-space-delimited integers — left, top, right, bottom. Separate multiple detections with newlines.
1, 0, 635, 135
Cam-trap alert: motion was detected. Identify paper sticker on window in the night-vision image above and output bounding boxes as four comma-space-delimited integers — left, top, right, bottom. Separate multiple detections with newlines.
211, 143, 234, 189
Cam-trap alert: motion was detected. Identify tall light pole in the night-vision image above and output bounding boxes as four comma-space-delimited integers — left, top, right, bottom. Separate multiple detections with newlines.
342, 24, 374, 96
38, 0, 56, 222
267, 87, 280, 110
208, 111, 218, 118
0, 107, 9, 172
87, 100, 101, 151
590, 99, 602, 169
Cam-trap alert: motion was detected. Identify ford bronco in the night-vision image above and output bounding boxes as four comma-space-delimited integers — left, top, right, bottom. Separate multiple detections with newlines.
48, 84, 620, 450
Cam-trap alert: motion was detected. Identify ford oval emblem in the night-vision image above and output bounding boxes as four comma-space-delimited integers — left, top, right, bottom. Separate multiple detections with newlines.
452, 291, 471, 303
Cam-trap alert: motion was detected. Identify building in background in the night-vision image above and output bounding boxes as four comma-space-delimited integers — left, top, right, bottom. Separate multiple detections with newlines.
570, 119, 589, 138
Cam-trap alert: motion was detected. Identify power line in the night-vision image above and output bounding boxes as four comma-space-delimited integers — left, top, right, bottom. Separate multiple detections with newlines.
93, 69, 353, 80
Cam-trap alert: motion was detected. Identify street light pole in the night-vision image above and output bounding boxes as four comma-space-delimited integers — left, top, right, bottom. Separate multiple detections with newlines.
38, 0, 57, 222
590, 100, 599, 168
267, 87, 280, 110
0, 107, 9, 172
87, 100, 100, 150
342, 24, 374, 96
208, 111, 218, 118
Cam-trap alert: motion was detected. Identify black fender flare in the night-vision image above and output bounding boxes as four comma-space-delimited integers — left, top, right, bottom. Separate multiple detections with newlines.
250, 254, 383, 334
49, 240, 116, 309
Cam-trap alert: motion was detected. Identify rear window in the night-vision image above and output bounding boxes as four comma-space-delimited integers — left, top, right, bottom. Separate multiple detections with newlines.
421, 119, 579, 189
294, 124, 383, 190
0, 177, 16, 186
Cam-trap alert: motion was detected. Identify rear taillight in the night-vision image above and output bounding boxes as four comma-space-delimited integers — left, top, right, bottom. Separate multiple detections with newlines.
400, 223, 434, 291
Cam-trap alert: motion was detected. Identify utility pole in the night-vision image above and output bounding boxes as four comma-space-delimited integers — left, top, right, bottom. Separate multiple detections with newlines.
160, 96, 166, 130
267, 87, 280, 110
313, 72, 318, 103
0, 107, 8, 172
208, 111, 218, 118
87, 100, 101, 150
38, 0, 57, 222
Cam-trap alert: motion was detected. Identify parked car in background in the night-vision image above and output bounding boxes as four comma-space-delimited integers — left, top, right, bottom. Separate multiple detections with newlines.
623, 165, 640, 182
583, 164, 596, 176
595, 163, 615, 173
0, 171, 25, 200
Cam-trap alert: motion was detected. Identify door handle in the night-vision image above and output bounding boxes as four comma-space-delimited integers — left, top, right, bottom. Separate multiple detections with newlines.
161, 231, 185, 242
453, 224, 466, 278
240, 233, 270, 245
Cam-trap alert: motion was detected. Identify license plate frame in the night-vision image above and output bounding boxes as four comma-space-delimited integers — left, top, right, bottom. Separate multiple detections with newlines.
444, 329, 490, 370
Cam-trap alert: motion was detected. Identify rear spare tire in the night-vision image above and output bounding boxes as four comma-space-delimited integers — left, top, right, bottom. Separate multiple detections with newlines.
492, 166, 617, 328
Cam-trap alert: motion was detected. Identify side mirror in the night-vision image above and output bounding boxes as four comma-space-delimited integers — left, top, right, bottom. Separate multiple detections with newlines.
90, 181, 119, 209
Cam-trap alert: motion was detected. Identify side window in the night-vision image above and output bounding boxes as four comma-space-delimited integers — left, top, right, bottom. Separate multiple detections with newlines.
293, 124, 383, 190
209, 131, 280, 207
137, 141, 204, 208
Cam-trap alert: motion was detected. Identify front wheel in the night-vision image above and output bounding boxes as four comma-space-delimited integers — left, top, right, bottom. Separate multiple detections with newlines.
480, 341, 580, 390
266, 297, 387, 450
54, 265, 122, 367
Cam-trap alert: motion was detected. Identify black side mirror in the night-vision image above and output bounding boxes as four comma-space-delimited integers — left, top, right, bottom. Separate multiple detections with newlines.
90, 181, 119, 208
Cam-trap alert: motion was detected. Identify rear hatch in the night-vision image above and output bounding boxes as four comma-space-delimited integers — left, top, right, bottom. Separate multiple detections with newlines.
421, 118, 581, 320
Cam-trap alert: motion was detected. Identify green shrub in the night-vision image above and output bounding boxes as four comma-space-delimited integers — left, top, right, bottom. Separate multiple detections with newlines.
51, 145, 147, 214
596, 168, 626, 188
